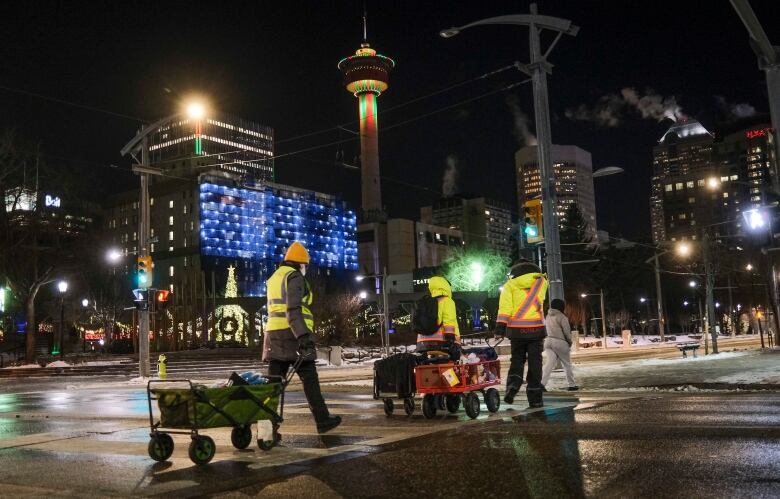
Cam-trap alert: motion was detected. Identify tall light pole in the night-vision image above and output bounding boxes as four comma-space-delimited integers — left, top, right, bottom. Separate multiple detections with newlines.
440, 3, 579, 301
730, 1, 780, 195
120, 101, 207, 377
581, 291, 607, 349
56, 280, 68, 360
356, 272, 390, 357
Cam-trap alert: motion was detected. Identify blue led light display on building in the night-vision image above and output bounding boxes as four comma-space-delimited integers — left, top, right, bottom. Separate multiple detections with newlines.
199, 179, 358, 295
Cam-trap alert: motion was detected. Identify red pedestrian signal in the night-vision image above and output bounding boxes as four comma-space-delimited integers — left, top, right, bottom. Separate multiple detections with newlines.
155, 290, 171, 310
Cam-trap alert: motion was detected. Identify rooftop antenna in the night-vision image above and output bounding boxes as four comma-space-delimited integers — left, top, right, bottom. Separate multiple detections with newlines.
362, 2, 368, 43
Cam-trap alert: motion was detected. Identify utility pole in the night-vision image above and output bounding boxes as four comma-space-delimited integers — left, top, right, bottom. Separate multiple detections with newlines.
599, 288, 607, 349
528, 2, 564, 300
703, 231, 718, 354
381, 267, 390, 357
653, 253, 667, 341
439, 3, 578, 301
137, 136, 151, 378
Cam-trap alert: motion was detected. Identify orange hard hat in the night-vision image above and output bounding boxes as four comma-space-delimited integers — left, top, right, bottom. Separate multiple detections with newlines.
284, 241, 310, 264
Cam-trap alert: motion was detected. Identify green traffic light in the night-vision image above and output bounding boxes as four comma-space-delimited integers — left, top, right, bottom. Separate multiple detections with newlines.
524, 226, 538, 237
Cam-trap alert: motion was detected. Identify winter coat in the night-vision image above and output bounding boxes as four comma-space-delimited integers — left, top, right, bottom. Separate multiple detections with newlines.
497, 272, 548, 340
428, 276, 460, 339
545, 308, 572, 345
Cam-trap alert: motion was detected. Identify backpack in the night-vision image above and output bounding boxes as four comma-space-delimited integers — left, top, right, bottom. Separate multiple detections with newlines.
413, 293, 441, 335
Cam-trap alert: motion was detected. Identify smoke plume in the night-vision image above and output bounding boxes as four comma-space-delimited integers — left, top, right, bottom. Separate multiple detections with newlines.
506, 95, 538, 146
715, 96, 757, 119
565, 87, 687, 127
442, 155, 459, 197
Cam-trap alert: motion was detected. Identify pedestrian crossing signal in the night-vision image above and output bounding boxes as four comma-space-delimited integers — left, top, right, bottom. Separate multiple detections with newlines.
155, 290, 171, 310
523, 199, 544, 244
132, 289, 150, 311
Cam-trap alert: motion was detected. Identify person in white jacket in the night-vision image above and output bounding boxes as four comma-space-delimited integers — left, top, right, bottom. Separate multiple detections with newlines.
541, 299, 579, 391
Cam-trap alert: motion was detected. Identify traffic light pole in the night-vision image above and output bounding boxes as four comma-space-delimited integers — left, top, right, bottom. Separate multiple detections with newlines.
137, 136, 151, 378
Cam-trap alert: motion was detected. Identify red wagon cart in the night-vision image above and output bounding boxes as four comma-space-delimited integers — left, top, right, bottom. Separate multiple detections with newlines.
415, 356, 502, 419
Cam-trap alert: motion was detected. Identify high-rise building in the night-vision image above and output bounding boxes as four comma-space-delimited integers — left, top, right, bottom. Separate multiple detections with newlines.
149, 112, 274, 182
420, 196, 513, 256
515, 145, 597, 239
650, 119, 714, 243
652, 118, 777, 243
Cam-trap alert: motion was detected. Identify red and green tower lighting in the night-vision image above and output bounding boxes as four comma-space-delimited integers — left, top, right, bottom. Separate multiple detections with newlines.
338, 43, 394, 220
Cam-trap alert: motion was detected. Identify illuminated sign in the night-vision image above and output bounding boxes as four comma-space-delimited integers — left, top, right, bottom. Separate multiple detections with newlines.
45, 195, 61, 208
746, 129, 767, 140
84, 330, 104, 341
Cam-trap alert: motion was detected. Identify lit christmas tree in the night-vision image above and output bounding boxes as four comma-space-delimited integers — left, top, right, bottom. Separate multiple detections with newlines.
215, 265, 248, 344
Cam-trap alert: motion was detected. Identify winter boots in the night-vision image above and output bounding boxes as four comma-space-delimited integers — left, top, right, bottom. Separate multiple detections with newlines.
316, 415, 342, 434
527, 387, 544, 408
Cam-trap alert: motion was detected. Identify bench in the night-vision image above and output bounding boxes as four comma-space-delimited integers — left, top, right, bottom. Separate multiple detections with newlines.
677, 342, 701, 358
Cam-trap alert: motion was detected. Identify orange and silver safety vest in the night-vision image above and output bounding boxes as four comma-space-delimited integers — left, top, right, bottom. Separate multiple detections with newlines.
496, 275, 547, 329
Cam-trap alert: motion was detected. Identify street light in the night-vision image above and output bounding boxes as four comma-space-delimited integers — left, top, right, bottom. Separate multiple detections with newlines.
81, 298, 89, 308
689, 280, 698, 288
355, 272, 390, 357
359, 291, 368, 300
106, 248, 122, 264
581, 290, 607, 349
120, 98, 208, 378
639, 297, 647, 303
440, 3, 579, 301
676, 242, 692, 257
746, 263, 754, 271
56, 280, 68, 359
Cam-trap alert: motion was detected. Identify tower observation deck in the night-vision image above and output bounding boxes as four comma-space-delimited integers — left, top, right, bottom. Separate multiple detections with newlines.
338, 43, 395, 222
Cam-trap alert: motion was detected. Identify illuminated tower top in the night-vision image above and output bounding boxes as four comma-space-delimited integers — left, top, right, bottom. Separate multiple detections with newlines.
338, 43, 395, 96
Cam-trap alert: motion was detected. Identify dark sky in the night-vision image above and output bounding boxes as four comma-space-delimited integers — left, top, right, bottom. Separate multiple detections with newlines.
2, 1, 779, 239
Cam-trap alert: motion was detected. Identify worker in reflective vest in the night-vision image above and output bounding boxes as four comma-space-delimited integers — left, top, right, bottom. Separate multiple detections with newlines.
416, 276, 460, 359
495, 260, 549, 408
266, 241, 341, 434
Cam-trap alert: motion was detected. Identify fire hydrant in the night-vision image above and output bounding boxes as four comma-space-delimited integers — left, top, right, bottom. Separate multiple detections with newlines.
158, 354, 167, 380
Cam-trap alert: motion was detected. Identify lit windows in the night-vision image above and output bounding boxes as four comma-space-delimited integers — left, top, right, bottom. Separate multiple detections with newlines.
150, 198, 154, 206
169, 231, 174, 241
686, 181, 694, 189
169, 216, 174, 226
665, 184, 673, 192
169, 266, 174, 277
169, 200, 174, 209
675, 183, 684, 190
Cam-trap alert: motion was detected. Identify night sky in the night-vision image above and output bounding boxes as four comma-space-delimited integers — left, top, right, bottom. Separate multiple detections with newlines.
2, 1, 779, 240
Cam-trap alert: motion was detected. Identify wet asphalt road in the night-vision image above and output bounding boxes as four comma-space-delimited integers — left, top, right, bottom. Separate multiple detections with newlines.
0, 381, 778, 498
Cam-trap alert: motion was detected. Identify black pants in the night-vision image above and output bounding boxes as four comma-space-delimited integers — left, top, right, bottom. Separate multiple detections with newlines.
268, 359, 330, 423
507, 337, 544, 404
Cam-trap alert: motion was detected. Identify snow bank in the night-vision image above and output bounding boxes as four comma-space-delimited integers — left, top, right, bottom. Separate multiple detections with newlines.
46, 360, 71, 368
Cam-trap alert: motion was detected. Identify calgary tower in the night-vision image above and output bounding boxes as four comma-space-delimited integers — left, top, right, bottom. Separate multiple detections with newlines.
338, 18, 394, 222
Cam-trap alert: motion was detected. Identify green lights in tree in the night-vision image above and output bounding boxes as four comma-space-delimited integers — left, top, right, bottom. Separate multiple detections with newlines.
444, 248, 509, 293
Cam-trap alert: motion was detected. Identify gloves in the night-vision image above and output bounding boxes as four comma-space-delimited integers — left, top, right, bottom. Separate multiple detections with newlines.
494, 323, 507, 339
297, 335, 317, 361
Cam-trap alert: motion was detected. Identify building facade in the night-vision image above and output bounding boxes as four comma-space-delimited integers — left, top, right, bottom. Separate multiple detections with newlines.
420, 196, 512, 256
650, 118, 776, 243
104, 173, 357, 297
149, 113, 274, 183
515, 145, 597, 239
357, 219, 462, 275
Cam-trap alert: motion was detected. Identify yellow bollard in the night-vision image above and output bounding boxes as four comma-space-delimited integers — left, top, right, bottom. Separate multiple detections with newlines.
158, 354, 167, 380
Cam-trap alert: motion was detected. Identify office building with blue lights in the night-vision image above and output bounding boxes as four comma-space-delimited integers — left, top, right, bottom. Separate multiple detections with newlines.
104, 172, 357, 298
199, 176, 358, 295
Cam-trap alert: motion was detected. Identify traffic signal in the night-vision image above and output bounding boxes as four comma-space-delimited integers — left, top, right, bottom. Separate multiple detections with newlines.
523, 199, 544, 244
137, 255, 153, 288
132, 289, 150, 311
155, 290, 171, 311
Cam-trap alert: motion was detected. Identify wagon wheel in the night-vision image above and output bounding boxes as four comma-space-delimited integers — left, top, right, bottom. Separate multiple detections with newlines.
422, 394, 437, 419
464, 392, 481, 419
403, 397, 415, 416
231, 425, 252, 449
148, 433, 174, 462
485, 388, 501, 413
435, 394, 446, 411
188, 435, 216, 465
383, 398, 394, 416
445, 394, 461, 414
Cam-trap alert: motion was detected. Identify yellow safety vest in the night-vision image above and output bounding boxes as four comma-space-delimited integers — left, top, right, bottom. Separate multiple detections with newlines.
266, 266, 314, 332
417, 296, 461, 345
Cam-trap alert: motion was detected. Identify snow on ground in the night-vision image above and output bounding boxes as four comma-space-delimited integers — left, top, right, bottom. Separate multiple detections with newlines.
3, 363, 42, 369
45, 360, 71, 368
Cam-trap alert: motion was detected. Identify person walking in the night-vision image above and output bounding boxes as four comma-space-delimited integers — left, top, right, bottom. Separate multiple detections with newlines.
494, 260, 548, 408
541, 299, 578, 391
265, 241, 341, 433
415, 276, 461, 360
